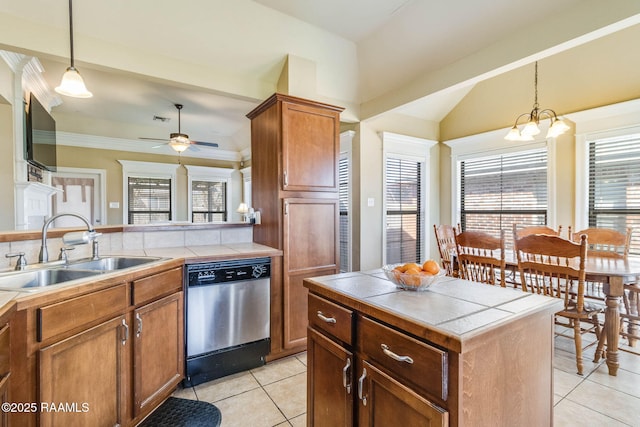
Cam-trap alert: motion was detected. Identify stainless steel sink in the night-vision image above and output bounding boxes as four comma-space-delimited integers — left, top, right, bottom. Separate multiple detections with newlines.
67, 256, 163, 271
0, 269, 102, 291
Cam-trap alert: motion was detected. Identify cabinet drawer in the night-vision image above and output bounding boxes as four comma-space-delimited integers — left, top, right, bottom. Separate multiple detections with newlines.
357, 315, 448, 401
38, 284, 128, 342
132, 267, 183, 306
308, 293, 353, 345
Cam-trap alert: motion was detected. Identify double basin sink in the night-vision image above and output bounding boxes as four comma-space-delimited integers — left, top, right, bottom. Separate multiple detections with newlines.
0, 256, 165, 291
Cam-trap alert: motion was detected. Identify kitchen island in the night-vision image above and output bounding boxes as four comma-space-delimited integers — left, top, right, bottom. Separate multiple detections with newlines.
304, 270, 563, 427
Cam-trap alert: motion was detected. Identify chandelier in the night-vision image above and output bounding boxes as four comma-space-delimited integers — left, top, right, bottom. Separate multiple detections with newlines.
504, 62, 569, 141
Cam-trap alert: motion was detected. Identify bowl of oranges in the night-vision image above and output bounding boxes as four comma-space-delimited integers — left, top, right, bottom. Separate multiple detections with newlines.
382, 260, 445, 291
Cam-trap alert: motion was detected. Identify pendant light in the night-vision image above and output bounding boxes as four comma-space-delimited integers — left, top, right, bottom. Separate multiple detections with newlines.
504, 62, 569, 141
55, 0, 93, 98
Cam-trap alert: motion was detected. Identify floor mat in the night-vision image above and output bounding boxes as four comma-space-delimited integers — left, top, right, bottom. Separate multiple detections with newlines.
138, 397, 222, 427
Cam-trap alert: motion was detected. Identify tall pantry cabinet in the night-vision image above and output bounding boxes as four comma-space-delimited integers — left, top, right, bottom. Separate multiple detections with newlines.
247, 93, 344, 359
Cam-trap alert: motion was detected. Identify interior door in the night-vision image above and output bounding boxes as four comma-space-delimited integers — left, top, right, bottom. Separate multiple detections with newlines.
51, 169, 104, 226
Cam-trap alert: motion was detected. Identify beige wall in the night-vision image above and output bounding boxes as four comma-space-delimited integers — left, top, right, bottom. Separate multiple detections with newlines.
438, 23, 640, 233
354, 114, 440, 270
0, 104, 14, 229
56, 145, 240, 225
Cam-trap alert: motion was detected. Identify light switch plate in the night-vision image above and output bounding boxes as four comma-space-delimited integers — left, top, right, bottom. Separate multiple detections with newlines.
109, 202, 120, 209
367, 197, 375, 207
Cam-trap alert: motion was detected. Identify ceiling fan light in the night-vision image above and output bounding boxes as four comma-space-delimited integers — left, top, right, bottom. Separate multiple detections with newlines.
55, 66, 93, 98
169, 139, 190, 152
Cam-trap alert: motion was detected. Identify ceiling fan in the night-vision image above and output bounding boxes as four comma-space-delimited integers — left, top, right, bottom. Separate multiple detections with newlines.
139, 103, 219, 152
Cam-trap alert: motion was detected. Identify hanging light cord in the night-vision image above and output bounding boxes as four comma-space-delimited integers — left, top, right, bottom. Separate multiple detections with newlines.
67, 0, 75, 69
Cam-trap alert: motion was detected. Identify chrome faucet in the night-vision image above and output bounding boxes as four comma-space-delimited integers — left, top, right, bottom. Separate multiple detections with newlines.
39, 213, 101, 263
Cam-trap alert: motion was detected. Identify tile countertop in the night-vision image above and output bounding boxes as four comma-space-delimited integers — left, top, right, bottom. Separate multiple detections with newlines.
0, 242, 282, 309
304, 269, 563, 353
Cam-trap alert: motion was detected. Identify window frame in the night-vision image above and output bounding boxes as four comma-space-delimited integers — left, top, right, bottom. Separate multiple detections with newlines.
569, 98, 640, 231
444, 127, 557, 232
184, 165, 234, 223
119, 160, 179, 225
381, 132, 437, 264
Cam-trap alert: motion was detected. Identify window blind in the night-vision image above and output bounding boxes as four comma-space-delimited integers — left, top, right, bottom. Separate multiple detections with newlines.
460, 148, 548, 246
339, 155, 350, 272
588, 131, 640, 255
128, 177, 171, 224
192, 180, 227, 223
385, 157, 422, 264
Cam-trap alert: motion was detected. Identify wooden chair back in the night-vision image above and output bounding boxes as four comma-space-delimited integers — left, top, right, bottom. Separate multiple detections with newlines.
570, 227, 632, 259
433, 224, 459, 276
512, 224, 562, 241
515, 234, 588, 311
515, 233, 602, 375
454, 229, 505, 286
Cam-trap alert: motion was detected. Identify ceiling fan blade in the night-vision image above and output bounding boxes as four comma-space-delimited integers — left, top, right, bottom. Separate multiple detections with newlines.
139, 137, 169, 142
192, 141, 219, 148
152, 143, 166, 149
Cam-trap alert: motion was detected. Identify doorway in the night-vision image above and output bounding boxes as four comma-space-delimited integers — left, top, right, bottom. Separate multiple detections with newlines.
51, 168, 106, 228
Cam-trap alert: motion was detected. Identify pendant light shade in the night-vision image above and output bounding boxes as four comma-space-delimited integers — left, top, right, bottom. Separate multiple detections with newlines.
55, 0, 92, 98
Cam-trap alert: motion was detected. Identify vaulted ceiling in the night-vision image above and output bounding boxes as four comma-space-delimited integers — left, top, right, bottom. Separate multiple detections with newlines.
1, 0, 638, 155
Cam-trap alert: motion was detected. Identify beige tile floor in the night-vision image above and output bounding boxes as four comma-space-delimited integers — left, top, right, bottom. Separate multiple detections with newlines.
173, 335, 640, 427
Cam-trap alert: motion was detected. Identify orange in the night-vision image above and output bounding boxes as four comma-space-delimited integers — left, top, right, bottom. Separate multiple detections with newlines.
422, 260, 440, 275
404, 266, 422, 275
402, 272, 422, 287
402, 263, 421, 272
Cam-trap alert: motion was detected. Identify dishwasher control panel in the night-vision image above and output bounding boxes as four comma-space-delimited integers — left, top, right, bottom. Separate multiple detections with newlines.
186, 257, 271, 286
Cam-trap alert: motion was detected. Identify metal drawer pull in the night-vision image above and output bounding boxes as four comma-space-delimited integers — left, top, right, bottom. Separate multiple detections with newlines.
136, 313, 143, 338
342, 358, 352, 394
121, 319, 129, 346
358, 368, 367, 406
381, 344, 414, 364
316, 311, 337, 324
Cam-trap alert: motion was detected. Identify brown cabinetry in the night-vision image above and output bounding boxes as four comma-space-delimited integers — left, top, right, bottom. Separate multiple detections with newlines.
133, 292, 183, 416
10, 263, 184, 427
247, 93, 343, 358
39, 315, 129, 427
0, 309, 12, 427
307, 293, 447, 427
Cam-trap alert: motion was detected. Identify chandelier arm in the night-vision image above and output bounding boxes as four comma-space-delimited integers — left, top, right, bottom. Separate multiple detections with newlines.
512, 112, 533, 127
537, 108, 559, 121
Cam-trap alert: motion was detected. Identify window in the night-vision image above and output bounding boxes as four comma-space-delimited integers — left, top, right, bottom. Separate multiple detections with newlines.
588, 131, 640, 254
339, 154, 350, 271
192, 180, 227, 222
460, 148, 548, 246
127, 177, 171, 224
385, 157, 423, 264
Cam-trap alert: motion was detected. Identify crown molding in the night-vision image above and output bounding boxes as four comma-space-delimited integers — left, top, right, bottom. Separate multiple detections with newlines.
57, 131, 242, 162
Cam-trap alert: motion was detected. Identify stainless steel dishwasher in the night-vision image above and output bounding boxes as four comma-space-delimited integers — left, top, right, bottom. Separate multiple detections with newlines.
184, 257, 270, 386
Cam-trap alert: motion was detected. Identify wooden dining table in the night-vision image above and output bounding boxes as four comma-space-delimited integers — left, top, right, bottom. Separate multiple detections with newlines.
504, 251, 640, 376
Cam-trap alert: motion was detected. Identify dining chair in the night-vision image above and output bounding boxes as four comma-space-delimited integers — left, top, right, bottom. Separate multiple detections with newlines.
512, 224, 563, 240
569, 227, 639, 354
514, 233, 603, 375
570, 227, 632, 259
454, 229, 505, 286
433, 224, 460, 277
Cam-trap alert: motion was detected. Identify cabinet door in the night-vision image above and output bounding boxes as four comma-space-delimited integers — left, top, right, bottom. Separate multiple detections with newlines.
281, 101, 340, 192
283, 198, 339, 348
39, 315, 129, 427
133, 292, 184, 417
307, 328, 353, 427
357, 360, 448, 427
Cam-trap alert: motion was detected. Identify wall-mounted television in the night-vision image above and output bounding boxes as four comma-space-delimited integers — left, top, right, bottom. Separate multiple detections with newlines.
25, 93, 57, 172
